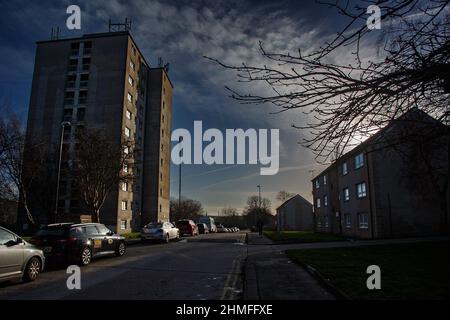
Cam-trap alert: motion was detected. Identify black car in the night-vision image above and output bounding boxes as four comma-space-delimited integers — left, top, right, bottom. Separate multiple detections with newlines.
30, 223, 126, 266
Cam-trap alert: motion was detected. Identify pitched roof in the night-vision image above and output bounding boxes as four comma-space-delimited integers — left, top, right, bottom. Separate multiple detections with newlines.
276, 194, 312, 211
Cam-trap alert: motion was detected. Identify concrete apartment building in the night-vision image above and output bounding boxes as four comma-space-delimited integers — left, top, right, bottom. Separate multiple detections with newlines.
20, 31, 172, 233
312, 109, 449, 239
276, 194, 313, 231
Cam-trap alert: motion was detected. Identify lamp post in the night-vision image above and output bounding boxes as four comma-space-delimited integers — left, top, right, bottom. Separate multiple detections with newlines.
178, 136, 183, 218
55, 121, 71, 223
256, 184, 262, 227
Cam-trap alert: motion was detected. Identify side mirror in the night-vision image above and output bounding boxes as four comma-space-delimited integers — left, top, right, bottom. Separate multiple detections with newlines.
107, 231, 114, 236
16, 237, 23, 244
5, 240, 17, 247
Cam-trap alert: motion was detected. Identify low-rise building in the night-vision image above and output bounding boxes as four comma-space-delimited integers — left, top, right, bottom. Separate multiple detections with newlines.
312, 108, 449, 239
276, 194, 313, 231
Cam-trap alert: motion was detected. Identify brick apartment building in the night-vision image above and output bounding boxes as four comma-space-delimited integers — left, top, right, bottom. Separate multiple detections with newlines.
18, 31, 172, 233
312, 108, 449, 239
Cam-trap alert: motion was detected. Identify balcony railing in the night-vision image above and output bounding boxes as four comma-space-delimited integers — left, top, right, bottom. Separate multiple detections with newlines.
66, 81, 76, 89
81, 64, 90, 72
79, 81, 88, 88
83, 48, 91, 55
78, 97, 87, 105
68, 65, 78, 72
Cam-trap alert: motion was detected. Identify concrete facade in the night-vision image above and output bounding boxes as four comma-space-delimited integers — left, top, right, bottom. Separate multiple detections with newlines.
312, 109, 449, 239
276, 194, 314, 231
20, 31, 172, 233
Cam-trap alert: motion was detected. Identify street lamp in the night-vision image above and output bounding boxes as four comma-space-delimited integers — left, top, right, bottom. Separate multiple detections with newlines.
55, 121, 71, 222
178, 136, 183, 218
256, 185, 262, 228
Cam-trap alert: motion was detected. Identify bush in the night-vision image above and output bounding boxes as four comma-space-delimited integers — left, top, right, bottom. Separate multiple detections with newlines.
121, 232, 141, 240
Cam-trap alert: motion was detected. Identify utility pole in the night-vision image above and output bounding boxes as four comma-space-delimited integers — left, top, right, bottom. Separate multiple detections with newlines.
55, 121, 71, 223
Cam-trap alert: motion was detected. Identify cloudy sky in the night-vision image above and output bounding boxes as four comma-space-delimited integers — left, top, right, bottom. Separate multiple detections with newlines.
0, 0, 379, 214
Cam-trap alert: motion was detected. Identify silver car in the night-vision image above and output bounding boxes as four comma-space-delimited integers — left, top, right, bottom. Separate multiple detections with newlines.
0, 226, 45, 282
141, 222, 180, 243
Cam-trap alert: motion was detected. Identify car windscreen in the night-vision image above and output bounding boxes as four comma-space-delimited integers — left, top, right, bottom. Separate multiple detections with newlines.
35, 227, 69, 238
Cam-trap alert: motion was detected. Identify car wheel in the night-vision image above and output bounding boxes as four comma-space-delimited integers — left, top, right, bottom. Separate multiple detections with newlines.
23, 257, 41, 282
116, 242, 126, 256
80, 247, 92, 266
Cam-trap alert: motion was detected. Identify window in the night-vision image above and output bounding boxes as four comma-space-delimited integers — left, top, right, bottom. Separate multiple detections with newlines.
315, 179, 320, 189
123, 163, 128, 173
343, 188, 350, 201
324, 216, 329, 227
159, 204, 162, 212
121, 220, 127, 230
121, 200, 128, 211
76, 108, 86, 121
344, 214, 352, 228
358, 213, 369, 229
97, 224, 111, 235
160, 188, 162, 196
317, 218, 322, 227
356, 182, 367, 198
355, 153, 364, 169
131, 45, 136, 55
0, 228, 16, 245
323, 195, 328, 207
130, 60, 135, 70
84, 225, 100, 236
323, 175, 327, 185
316, 198, 321, 208
124, 146, 129, 155
127, 92, 133, 103
126, 109, 132, 120
342, 162, 348, 175
122, 182, 128, 192
124, 127, 131, 138
128, 76, 134, 87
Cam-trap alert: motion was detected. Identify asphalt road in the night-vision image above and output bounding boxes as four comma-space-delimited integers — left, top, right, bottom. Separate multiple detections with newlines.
0, 231, 247, 300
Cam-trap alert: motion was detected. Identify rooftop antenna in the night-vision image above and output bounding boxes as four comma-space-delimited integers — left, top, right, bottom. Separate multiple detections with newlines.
51, 27, 60, 40
108, 17, 132, 32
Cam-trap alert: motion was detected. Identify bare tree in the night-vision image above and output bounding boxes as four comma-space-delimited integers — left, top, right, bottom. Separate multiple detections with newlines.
220, 206, 239, 216
0, 112, 45, 225
170, 197, 204, 222
74, 129, 134, 223
207, 0, 450, 161
276, 190, 296, 203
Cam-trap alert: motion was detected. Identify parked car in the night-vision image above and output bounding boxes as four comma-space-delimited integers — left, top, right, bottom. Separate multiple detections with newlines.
30, 223, 126, 266
176, 220, 199, 236
141, 222, 179, 243
198, 216, 217, 233
217, 224, 226, 233
197, 223, 209, 234
0, 226, 45, 282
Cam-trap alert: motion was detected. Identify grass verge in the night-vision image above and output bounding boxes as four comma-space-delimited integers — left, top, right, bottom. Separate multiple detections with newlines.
286, 241, 450, 300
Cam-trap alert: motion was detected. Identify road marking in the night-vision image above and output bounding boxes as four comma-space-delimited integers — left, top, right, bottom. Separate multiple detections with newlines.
220, 258, 241, 300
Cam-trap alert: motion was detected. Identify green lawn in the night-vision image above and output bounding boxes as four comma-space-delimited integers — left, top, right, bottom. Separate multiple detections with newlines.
287, 241, 450, 300
264, 231, 346, 243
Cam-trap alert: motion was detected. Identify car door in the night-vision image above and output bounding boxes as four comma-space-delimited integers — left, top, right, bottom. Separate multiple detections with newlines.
96, 224, 116, 253
83, 225, 103, 256
167, 223, 176, 239
0, 228, 23, 279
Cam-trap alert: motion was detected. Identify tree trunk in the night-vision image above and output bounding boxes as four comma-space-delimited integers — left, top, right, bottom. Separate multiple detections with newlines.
92, 209, 100, 223
439, 190, 449, 235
